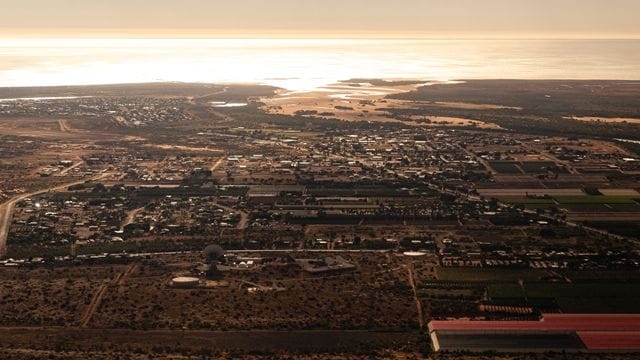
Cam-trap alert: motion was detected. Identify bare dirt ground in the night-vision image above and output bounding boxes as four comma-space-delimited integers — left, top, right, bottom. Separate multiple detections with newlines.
431, 101, 522, 110
0, 117, 113, 140
568, 116, 640, 124
0, 327, 419, 358
261, 82, 502, 129
0, 253, 421, 356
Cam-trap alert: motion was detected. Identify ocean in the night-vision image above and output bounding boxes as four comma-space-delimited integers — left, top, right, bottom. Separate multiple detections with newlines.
0, 38, 639, 91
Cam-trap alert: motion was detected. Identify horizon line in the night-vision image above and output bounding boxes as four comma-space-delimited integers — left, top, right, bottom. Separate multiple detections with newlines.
1, 29, 639, 41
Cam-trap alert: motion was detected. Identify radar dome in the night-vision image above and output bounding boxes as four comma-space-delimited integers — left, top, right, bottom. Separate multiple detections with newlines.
203, 244, 225, 263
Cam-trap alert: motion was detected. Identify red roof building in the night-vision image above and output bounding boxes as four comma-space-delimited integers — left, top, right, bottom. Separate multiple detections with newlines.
428, 314, 640, 352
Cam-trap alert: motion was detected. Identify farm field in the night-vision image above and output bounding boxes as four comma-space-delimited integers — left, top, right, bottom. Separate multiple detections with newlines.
489, 161, 523, 174
499, 194, 640, 214
478, 188, 586, 197
488, 282, 640, 313
435, 267, 550, 282
584, 221, 640, 238
488, 161, 566, 175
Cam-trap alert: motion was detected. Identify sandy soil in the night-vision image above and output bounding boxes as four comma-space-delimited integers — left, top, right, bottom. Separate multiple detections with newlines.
0, 117, 107, 140
599, 189, 640, 196
261, 82, 502, 129
568, 116, 640, 124
432, 101, 522, 110
141, 143, 223, 153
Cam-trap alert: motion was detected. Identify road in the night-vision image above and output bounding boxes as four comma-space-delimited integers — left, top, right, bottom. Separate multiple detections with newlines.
79, 281, 108, 327
0, 201, 15, 256
435, 177, 636, 246
399, 152, 636, 247
457, 144, 497, 175
58, 119, 72, 132
441, 182, 632, 244
541, 151, 579, 175
405, 263, 424, 329
120, 207, 145, 231
0, 174, 248, 257
210, 157, 225, 172
130, 249, 398, 257
0, 173, 109, 256
56, 160, 84, 177
0, 327, 413, 354
213, 202, 249, 230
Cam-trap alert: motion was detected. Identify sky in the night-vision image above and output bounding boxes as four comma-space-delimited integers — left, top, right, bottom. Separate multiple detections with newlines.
1, 0, 639, 38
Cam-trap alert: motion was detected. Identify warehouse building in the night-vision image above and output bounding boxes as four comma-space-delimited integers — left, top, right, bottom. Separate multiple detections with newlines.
428, 314, 640, 352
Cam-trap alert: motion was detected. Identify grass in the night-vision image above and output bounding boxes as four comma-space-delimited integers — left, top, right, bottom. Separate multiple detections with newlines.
308, 187, 412, 197
554, 196, 640, 204
499, 197, 556, 210
606, 203, 640, 212
550, 195, 640, 213
520, 161, 563, 174
523, 203, 555, 210
565, 270, 640, 281
489, 161, 523, 174
498, 195, 640, 212
584, 221, 640, 238
435, 267, 547, 282
489, 282, 640, 313
489, 160, 564, 174
499, 197, 555, 204
560, 203, 612, 212
487, 283, 524, 298
500, 195, 640, 207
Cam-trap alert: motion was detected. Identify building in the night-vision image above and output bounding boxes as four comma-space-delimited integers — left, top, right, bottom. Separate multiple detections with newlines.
428, 314, 640, 353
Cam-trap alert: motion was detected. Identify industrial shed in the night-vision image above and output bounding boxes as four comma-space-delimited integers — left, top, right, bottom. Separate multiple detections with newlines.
428, 314, 640, 353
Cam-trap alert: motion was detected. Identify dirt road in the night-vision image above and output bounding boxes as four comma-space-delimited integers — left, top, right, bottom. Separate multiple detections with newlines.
56, 160, 83, 176
213, 202, 249, 230
405, 263, 425, 329
120, 207, 145, 231
58, 119, 72, 132
210, 157, 225, 172
79, 282, 109, 327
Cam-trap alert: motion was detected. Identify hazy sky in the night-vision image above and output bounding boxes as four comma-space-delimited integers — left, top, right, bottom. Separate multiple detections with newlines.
1, 0, 639, 38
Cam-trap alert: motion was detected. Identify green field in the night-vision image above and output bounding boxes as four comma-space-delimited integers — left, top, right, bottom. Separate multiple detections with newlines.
523, 203, 555, 210
555, 195, 640, 213
489, 161, 523, 174
560, 203, 612, 212
520, 161, 563, 174
603, 203, 640, 212
564, 270, 640, 281
584, 221, 640, 238
499, 197, 555, 204
554, 195, 640, 204
489, 160, 565, 174
308, 187, 416, 197
435, 267, 548, 282
500, 195, 640, 212
499, 197, 555, 210
488, 282, 640, 313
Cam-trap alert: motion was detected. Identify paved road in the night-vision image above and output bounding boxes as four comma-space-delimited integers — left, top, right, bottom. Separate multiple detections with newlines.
128, 249, 397, 257
0, 174, 251, 257
213, 202, 249, 230
0, 174, 109, 256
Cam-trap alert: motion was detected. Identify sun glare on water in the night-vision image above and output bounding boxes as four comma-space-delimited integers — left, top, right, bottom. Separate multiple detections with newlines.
0, 38, 638, 91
